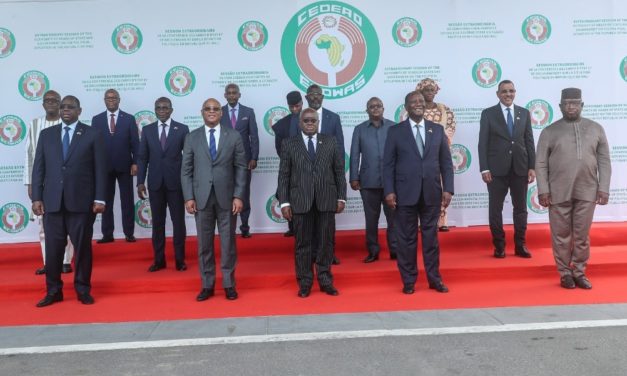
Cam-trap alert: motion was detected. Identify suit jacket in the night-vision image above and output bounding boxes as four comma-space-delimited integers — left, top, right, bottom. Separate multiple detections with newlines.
349, 118, 395, 188
272, 113, 296, 157
478, 103, 535, 176
383, 119, 454, 206
91, 109, 140, 173
31, 122, 107, 213
181, 125, 248, 211
137, 120, 189, 191
278, 133, 347, 214
220, 104, 259, 162
320, 108, 345, 155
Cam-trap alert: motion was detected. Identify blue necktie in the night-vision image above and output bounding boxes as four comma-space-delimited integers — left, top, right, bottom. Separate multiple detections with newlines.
506, 108, 514, 137
209, 129, 217, 161
415, 125, 424, 157
307, 136, 316, 161
62, 126, 70, 160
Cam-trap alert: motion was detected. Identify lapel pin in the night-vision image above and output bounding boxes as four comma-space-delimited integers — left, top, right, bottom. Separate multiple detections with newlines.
428, 128, 433, 133
76, 131, 82, 136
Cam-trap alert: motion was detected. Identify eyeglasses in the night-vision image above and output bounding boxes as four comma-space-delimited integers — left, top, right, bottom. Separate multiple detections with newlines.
368, 104, 383, 109
203, 106, 221, 112
302, 118, 318, 124
60, 104, 77, 110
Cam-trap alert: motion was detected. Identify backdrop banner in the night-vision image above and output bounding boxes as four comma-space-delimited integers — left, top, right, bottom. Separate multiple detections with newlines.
1, 0, 626, 243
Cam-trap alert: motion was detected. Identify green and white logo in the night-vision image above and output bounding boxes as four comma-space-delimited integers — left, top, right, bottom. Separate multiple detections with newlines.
263, 106, 289, 136
165, 66, 196, 97
472, 58, 501, 88
0, 202, 29, 233
112, 23, 143, 54
450, 144, 471, 174
526, 99, 553, 130
134, 199, 152, 228
392, 17, 421, 47
527, 184, 548, 214
266, 195, 287, 223
522, 15, 551, 44
620, 56, 627, 82
238, 21, 268, 51
0, 28, 16, 58
0, 115, 26, 146
281, 1, 380, 99
394, 104, 408, 123
134, 110, 157, 134
18, 70, 49, 101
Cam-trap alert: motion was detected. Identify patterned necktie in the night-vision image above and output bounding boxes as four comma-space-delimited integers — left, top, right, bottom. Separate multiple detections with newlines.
230, 108, 237, 128
109, 113, 116, 134
415, 124, 424, 157
307, 135, 316, 161
209, 129, 217, 161
160, 124, 167, 150
62, 126, 70, 160
506, 108, 514, 137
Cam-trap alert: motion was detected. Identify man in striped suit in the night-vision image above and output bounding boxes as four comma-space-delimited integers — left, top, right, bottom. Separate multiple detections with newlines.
277, 108, 347, 298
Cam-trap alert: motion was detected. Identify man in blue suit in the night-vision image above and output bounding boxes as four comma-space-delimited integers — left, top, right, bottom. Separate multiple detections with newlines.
220, 83, 259, 238
32, 95, 107, 307
383, 91, 454, 295
91, 89, 140, 243
137, 97, 189, 272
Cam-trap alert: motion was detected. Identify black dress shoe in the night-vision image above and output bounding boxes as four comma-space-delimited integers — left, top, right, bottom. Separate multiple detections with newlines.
574, 275, 592, 289
241, 231, 252, 239
35, 266, 46, 275
363, 253, 379, 263
439, 226, 450, 232
429, 281, 449, 293
283, 230, 294, 237
560, 275, 576, 289
320, 285, 339, 296
332, 256, 340, 265
402, 283, 415, 294
196, 288, 214, 301
36, 291, 63, 307
514, 246, 532, 258
390, 253, 397, 260
175, 262, 187, 271
297, 286, 311, 298
62, 264, 73, 273
494, 248, 506, 258
225, 287, 239, 300
97, 237, 114, 244
77, 293, 95, 305
148, 263, 166, 272
125, 235, 137, 243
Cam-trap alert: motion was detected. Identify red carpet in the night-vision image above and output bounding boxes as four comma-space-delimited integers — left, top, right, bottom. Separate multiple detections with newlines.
1, 223, 627, 327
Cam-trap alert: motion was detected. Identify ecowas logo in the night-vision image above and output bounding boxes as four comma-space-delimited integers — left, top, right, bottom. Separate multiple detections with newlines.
450, 144, 471, 174
134, 199, 152, 228
619, 56, 627, 82
522, 15, 551, 44
165, 66, 196, 97
111, 23, 143, 54
394, 104, 408, 123
18, 70, 49, 101
0, 28, 16, 58
0, 203, 29, 234
526, 99, 553, 129
266, 195, 287, 223
238, 21, 268, 51
471, 58, 501, 88
281, 1, 380, 99
527, 184, 548, 214
0, 115, 26, 146
392, 17, 421, 47
263, 106, 289, 136
134, 110, 157, 132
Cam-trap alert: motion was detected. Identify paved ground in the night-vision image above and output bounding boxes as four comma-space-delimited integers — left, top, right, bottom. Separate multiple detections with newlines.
2, 304, 627, 375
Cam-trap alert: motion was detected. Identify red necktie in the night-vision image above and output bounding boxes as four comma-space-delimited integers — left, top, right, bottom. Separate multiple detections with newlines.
109, 114, 116, 134
230, 108, 237, 128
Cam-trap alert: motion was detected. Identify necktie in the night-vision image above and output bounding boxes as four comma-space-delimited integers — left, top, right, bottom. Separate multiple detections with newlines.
307, 136, 316, 161
109, 113, 116, 134
415, 124, 424, 157
62, 126, 70, 160
209, 129, 217, 161
506, 108, 514, 137
230, 108, 237, 128
160, 124, 167, 150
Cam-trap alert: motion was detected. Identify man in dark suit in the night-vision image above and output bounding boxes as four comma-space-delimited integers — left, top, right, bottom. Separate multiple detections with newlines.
350, 97, 398, 263
182, 98, 248, 301
278, 108, 347, 298
220, 83, 259, 238
478, 80, 536, 259
32, 95, 107, 307
272, 90, 303, 237
137, 97, 189, 273
91, 89, 140, 243
383, 91, 454, 295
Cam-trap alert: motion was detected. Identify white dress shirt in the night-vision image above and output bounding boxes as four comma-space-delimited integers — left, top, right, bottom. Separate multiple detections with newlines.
205, 123, 221, 152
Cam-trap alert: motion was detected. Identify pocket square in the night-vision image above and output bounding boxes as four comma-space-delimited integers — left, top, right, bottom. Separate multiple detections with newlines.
242, 117, 249, 121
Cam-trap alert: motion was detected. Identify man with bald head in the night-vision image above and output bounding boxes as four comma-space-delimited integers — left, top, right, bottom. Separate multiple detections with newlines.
181, 98, 247, 301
